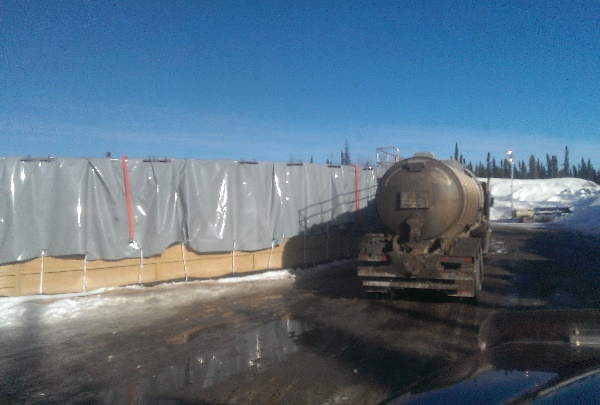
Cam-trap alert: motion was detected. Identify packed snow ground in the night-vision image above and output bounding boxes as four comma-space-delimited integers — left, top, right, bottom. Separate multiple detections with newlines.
0, 177, 598, 330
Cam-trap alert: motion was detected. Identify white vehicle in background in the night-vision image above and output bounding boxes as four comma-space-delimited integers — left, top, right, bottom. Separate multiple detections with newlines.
512, 206, 573, 223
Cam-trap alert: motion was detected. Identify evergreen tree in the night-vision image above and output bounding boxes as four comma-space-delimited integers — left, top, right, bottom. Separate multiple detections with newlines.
344, 138, 352, 165
550, 155, 559, 177
503, 159, 511, 178
491, 158, 498, 177
529, 155, 538, 179
446, 144, 596, 181
563, 146, 570, 177
519, 160, 528, 179
587, 158, 595, 180
538, 158, 546, 179
340, 140, 351, 165
476, 162, 485, 177
580, 158, 587, 178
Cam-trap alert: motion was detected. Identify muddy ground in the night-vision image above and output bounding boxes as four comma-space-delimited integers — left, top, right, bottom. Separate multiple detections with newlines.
1, 224, 599, 404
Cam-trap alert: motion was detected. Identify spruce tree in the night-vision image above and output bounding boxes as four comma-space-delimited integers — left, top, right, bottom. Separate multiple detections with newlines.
563, 146, 570, 177
340, 139, 351, 165
551, 155, 559, 177
529, 155, 538, 179
447, 144, 596, 181
538, 159, 546, 179
519, 160, 528, 179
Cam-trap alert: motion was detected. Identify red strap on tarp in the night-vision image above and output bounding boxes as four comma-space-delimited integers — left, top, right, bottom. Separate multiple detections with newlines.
122, 156, 135, 243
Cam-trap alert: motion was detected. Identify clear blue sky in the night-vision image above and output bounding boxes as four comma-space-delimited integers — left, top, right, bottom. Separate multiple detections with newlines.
1, 1, 599, 167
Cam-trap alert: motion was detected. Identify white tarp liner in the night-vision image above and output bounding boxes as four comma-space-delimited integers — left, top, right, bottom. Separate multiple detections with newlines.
0, 157, 377, 264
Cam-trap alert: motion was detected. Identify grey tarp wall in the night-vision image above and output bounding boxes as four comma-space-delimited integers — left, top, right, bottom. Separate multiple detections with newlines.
0, 157, 377, 264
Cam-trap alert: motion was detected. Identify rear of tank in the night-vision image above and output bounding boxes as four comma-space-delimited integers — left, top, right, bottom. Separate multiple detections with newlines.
375, 156, 484, 244
358, 156, 486, 299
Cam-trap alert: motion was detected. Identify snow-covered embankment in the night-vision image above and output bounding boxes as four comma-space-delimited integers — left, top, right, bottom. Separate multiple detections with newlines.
487, 177, 600, 236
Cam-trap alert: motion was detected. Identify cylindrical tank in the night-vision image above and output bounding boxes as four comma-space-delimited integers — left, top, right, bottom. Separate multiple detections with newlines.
376, 156, 484, 241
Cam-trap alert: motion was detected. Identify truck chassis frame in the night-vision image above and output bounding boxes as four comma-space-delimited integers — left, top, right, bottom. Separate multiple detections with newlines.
357, 234, 484, 300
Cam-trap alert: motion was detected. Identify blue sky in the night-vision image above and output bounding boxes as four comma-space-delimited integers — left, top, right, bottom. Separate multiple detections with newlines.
1, 1, 599, 167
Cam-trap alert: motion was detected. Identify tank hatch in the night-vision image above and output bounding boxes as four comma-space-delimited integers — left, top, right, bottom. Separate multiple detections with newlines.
407, 161, 426, 172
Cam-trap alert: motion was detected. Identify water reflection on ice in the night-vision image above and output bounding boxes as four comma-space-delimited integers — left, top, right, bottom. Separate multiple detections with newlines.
102, 317, 315, 404
185, 318, 311, 389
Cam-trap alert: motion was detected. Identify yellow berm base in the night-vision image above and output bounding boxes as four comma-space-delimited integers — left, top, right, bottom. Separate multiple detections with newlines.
0, 231, 361, 297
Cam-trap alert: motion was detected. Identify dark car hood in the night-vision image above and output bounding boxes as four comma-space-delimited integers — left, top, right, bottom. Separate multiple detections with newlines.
393, 310, 600, 404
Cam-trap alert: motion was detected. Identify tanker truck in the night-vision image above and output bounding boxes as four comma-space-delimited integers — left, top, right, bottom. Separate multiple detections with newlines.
358, 154, 492, 301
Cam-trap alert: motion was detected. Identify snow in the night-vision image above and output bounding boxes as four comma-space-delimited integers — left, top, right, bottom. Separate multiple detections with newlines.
0, 177, 599, 329
0, 261, 342, 330
487, 177, 600, 236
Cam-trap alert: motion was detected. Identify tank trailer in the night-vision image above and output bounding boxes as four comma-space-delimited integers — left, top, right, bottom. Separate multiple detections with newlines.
358, 155, 492, 301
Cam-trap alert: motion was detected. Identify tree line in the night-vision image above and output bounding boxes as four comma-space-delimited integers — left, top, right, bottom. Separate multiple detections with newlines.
454, 144, 599, 182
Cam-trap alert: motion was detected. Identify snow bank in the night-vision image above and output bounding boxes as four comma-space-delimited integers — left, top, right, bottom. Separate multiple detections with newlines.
0, 261, 347, 330
557, 193, 600, 236
487, 177, 600, 236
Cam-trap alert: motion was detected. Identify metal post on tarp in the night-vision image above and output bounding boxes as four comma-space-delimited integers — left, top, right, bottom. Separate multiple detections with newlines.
138, 248, 143, 284
39, 249, 45, 295
351, 164, 360, 224
232, 240, 236, 274
268, 239, 275, 270
83, 254, 88, 292
181, 243, 188, 282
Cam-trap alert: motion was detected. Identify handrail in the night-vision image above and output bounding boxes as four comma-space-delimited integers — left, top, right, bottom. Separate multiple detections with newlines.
376, 147, 400, 178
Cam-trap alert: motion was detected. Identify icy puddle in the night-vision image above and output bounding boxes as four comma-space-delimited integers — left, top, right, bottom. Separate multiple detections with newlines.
98, 317, 316, 403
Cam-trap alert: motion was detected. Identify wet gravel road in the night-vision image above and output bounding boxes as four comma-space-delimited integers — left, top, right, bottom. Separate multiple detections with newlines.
0, 224, 599, 404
